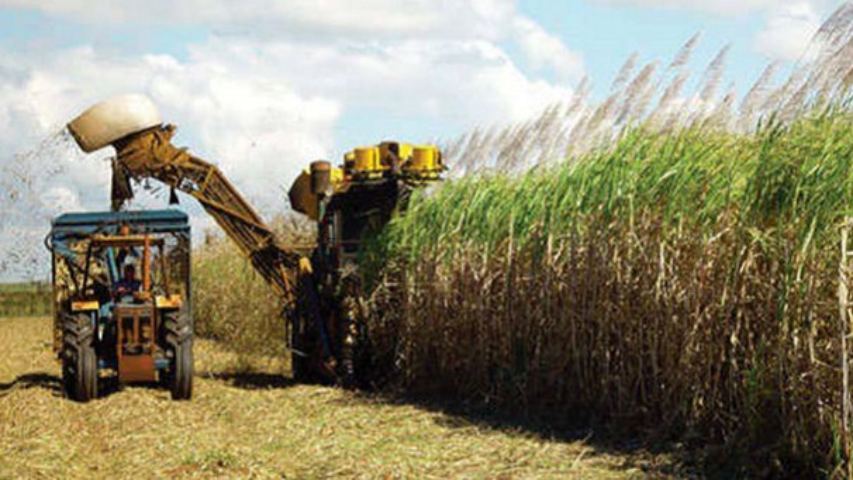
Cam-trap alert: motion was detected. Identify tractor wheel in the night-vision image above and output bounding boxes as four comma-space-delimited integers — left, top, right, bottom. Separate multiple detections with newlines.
61, 313, 98, 402
164, 312, 193, 400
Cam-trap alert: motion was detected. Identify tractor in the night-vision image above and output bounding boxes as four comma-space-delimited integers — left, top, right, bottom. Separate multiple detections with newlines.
47, 209, 193, 401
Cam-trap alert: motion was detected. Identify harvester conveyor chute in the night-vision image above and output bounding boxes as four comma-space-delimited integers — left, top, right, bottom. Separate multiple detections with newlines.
67, 95, 303, 305
111, 126, 301, 300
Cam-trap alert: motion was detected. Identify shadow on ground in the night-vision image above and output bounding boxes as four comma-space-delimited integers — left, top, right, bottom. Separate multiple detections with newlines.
0, 372, 62, 398
204, 371, 297, 390
361, 392, 694, 479
0, 373, 180, 400
5, 365, 698, 477
0, 369, 298, 400
211, 370, 695, 478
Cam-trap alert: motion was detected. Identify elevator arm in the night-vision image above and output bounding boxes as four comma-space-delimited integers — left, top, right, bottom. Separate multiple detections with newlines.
111, 125, 301, 301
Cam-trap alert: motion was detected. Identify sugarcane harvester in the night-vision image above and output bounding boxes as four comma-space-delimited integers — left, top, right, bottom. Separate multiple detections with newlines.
64, 94, 444, 387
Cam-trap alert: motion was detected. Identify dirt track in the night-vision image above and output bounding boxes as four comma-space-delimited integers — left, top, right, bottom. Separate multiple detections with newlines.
0, 317, 678, 479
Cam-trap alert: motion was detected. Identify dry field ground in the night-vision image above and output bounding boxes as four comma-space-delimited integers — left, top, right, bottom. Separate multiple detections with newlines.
0, 316, 682, 479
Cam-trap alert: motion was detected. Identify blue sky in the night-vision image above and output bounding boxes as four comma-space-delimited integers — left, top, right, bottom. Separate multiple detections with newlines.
520, 1, 766, 93
0, 0, 847, 280
0, 1, 840, 151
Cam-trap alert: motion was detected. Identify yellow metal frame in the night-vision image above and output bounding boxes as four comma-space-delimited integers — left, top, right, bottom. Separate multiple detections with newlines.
289, 167, 345, 221
71, 300, 99, 312
154, 294, 183, 309
112, 125, 302, 301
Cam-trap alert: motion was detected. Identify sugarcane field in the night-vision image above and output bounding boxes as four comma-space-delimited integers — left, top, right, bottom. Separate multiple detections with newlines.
1, 1, 853, 478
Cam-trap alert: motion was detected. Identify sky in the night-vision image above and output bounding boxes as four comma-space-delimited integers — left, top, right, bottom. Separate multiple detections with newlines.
0, 0, 847, 281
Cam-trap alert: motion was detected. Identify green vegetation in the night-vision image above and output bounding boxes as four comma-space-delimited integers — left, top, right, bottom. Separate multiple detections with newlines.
191, 214, 313, 362
0, 282, 50, 317
372, 109, 852, 262
192, 236, 285, 361
361, 108, 853, 476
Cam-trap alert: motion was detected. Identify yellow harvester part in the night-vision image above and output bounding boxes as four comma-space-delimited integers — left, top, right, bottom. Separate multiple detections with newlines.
289, 166, 344, 221
405, 145, 442, 178
379, 142, 414, 163
352, 146, 384, 175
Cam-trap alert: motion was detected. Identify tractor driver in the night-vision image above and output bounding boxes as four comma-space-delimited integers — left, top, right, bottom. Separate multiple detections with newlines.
114, 264, 141, 299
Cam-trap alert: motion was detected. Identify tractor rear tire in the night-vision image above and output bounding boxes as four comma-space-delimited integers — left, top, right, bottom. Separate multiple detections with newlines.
164, 312, 193, 400
61, 313, 98, 402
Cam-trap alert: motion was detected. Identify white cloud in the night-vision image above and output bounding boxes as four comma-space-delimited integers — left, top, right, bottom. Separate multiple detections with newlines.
753, 2, 823, 61
588, 0, 788, 15
185, 37, 575, 129
0, 1, 583, 280
0, 0, 517, 40
0, 44, 342, 280
0, 0, 583, 81
0, 45, 341, 209
512, 17, 585, 80
0, 37, 574, 210
0, 1, 582, 210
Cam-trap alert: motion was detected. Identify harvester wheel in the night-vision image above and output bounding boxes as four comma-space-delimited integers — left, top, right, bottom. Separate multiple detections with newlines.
163, 312, 193, 400
338, 295, 370, 390
290, 319, 311, 383
61, 313, 98, 402
292, 269, 323, 384
339, 318, 358, 389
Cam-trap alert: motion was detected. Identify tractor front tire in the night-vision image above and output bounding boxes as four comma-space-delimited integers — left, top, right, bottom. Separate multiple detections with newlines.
164, 312, 193, 400
61, 313, 98, 402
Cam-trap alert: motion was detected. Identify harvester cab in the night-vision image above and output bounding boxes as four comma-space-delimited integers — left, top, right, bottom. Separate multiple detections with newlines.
290, 141, 444, 270
47, 210, 192, 402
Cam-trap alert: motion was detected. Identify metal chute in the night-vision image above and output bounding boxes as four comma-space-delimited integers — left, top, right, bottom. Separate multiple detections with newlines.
66, 98, 302, 299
